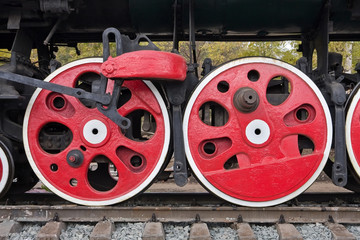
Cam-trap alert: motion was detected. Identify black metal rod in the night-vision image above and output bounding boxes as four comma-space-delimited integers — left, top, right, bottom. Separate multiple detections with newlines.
172, 0, 179, 52
0, 71, 111, 105
44, 16, 65, 45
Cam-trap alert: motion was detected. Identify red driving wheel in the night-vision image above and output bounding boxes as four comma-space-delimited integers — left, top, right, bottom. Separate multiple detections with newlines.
23, 58, 170, 205
183, 57, 332, 207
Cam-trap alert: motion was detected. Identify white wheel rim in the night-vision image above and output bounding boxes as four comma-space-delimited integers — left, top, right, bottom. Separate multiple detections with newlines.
0, 144, 10, 194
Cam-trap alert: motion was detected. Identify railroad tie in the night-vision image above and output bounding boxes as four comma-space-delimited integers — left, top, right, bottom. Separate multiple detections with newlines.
326, 223, 356, 240
36, 221, 66, 240
236, 223, 256, 240
89, 221, 114, 240
276, 223, 302, 240
189, 223, 211, 240
0, 220, 21, 240
142, 222, 165, 240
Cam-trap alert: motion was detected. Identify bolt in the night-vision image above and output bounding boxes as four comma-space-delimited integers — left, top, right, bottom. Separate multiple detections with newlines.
66, 150, 84, 168
233, 87, 259, 113
68, 155, 76, 162
104, 62, 115, 74
337, 96, 346, 104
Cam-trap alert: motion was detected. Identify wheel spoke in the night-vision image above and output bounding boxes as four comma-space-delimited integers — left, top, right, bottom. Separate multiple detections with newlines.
119, 81, 162, 117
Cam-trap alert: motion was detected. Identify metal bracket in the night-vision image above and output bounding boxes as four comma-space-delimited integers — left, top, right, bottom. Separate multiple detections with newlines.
166, 81, 188, 186
96, 28, 163, 130
7, 10, 21, 30
324, 73, 347, 186
166, 69, 198, 187
95, 28, 131, 130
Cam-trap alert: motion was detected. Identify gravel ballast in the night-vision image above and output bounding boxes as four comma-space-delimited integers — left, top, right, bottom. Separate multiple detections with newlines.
60, 223, 94, 240
295, 223, 332, 240
111, 222, 145, 240
9, 224, 43, 240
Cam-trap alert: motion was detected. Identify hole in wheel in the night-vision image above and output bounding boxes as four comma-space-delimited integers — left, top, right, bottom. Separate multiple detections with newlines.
75, 72, 102, 109
92, 128, 98, 135
50, 164, 58, 172
284, 104, 316, 126
255, 128, 261, 135
121, 110, 156, 141
116, 146, 147, 172
39, 122, 73, 154
199, 102, 229, 127
130, 155, 143, 168
53, 96, 65, 109
296, 108, 309, 121
117, 87, 132, 108
217, 81, 229, 93
203, 142, 216, 155
266, 76, 291, 106
224, 155, 239, 170
247, 70, 260, 82
88, 155, 118, 192
70, 178, 78, 187
298, 135, 314, 156
46, 93, 74, 115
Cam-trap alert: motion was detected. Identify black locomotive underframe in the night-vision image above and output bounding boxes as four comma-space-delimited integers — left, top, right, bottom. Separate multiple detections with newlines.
0, 2, 360, 188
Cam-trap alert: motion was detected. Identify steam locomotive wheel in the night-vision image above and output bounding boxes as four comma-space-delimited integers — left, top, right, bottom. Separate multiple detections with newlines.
346, 86, 360, 181
183, 57, 332, 207
0, 137, 14, 198
23, 58, 170, 205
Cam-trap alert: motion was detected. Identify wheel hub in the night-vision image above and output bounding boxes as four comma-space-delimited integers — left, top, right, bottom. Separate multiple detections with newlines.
82, 119, 109, 146
233, 87, 259, 113
245, 119, 270, 145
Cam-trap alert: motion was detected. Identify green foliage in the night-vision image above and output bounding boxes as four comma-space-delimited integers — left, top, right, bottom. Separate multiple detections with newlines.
0, 49, 11, 66
156, 41, 301, 68
56, 43, 103, 65
3, 40, 360, 74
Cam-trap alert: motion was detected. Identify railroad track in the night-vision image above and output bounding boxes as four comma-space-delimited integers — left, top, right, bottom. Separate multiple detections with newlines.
0, 191, 360, 239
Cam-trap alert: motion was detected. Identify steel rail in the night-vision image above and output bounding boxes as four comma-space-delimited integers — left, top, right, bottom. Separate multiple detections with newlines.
0, 205, 360, 224
3, 192, 360, 206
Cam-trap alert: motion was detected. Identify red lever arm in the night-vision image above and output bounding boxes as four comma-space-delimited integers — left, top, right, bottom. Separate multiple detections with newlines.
101, 50, 187, 81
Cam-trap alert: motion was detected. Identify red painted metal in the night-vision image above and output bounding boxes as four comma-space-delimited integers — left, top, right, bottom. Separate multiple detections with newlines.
26, 61, 167, 202
186, 62, 329, 202
348, 97, 360, 170
101, 50, 187, 81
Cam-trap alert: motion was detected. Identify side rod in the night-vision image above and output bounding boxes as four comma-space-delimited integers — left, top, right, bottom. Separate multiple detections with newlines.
0, 71, 111, 105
